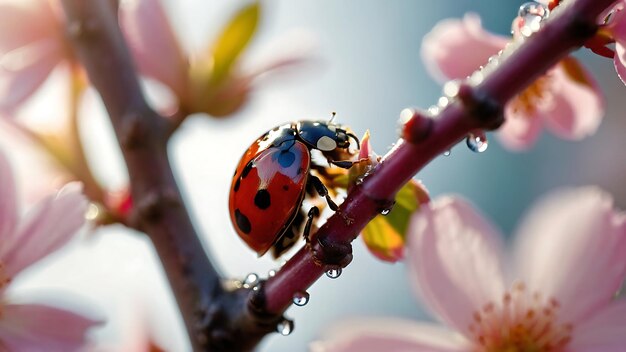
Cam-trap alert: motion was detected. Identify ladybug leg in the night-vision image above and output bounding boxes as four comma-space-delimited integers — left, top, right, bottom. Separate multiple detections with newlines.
303, 206, 320, 242
310, 175, 339, 211
328, 158, 369, 169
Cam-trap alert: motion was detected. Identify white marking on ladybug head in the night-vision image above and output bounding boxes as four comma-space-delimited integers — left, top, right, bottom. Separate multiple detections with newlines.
328, 125, 337, 132
317, 136, 337, 151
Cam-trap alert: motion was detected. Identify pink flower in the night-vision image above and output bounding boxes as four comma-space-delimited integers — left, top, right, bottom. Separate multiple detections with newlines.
421, 13, 605, 150
120, 0, 314, 117
0, 151, 100, 350
312, 187, 626, 351
600, 1, 626, 85
0, 0, 70, 113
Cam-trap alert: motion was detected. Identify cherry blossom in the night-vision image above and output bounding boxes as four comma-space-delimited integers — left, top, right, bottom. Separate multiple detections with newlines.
0, 151, 100, 351
601, 1, 626, 85
0, 0, 70, 114
120, 0, 314, 117
421, 13, 604, 150
311, 187, 626, 351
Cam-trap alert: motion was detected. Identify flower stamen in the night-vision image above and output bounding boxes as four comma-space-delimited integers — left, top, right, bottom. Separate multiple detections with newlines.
468, 281, 573, 352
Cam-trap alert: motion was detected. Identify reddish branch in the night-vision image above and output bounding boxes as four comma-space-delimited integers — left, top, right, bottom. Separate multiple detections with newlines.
59, 0, 618, 350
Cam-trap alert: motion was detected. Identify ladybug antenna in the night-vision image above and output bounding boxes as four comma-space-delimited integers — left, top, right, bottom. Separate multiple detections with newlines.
329, 111, 337, 123
347, 132, 360, 149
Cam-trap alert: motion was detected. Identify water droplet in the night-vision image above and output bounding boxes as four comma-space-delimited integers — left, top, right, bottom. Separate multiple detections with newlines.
442, 80, 461, 98
427, 105, 440, 116
85, 203, 100, 220
277, 318, 294, 336
443, 149, 451, 157
468, 70, 484, 85
437, 96, 450, 108
466, 131, 489, 153
268, 269, 277, 278
292, 291, 310, 306
243, 273, 259, 289
399, 108, 415, 124
516, 2, 549, 38
326, 267, 342, 279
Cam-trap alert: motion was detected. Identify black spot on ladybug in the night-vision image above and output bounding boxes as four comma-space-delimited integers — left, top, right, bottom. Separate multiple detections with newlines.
282, 185, 289, 191
278, 151, 295, 168
233, 178, 241, 192
254, 189, 271, 209
235, 209, 251, 234
241, 161, 254, 178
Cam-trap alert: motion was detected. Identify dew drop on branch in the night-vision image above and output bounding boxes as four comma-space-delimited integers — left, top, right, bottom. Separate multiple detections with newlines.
277, 318, 294, 336
325, 267, 342, 279
292, 291, 310, 306
268, 269, 277, 278
443, 149, 451, 157
243, 273, 259, 289
517, 2, 550, 38
466, 131, 489, 153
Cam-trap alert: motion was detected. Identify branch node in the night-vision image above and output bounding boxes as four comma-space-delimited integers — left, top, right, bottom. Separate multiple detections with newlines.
134, 189, 181, 223
67, 18, 100, 41
567, 12, 599, 40
120, 110, 149, 149
401, 109, 434, 144
457, 84, 504, 130
311, 236, 353, 269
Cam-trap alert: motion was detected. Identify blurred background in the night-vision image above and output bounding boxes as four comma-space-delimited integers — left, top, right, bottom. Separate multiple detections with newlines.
3, 0, 625, 350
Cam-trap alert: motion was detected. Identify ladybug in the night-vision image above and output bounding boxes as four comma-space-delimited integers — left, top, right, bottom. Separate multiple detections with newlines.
229, 119, 360, 257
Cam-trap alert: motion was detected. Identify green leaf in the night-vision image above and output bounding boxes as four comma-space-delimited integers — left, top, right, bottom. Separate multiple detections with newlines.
210, 2, 260, 84
361, 180, 429, 263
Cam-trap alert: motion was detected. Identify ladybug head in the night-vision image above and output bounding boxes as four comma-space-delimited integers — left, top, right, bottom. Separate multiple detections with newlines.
297, 121, 360, 152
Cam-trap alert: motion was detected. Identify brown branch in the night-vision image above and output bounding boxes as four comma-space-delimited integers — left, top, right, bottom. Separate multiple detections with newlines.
59, 1, 227, 350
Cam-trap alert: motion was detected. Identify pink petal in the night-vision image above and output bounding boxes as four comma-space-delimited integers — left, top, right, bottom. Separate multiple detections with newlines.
407, 197, 506, 337
0, 303, 101, 352
513, 187, 626, 325
570, 300, 626, 351
0, 0, 62, 54
0, 149, 18, 241
0, 39, 62, 112
310, 319, 469, 352
1, 183, 87, 278
244, 30, 318, 82
614, 41, 626, 86
421, 13, 508, 82
543, 63, 604, 140
497, 105, 544, 151
119, 0, 188, 98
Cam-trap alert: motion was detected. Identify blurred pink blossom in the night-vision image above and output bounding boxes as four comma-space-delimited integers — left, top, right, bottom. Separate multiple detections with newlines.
421, 13, 604, 150
312, 187, 626, 351
0, 0, 70, 114
603, 1, 626, 85
0, 151, 100, 350
120, 0, 315, 117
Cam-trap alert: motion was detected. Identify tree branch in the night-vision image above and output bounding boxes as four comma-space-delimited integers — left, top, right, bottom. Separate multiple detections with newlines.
59, 1, 224, 350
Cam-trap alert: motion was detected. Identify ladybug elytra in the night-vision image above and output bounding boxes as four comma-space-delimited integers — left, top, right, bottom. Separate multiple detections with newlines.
229, 120, 360, 257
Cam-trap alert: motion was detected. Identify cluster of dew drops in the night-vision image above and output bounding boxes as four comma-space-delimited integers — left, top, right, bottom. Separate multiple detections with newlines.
238, 266, 341, 336
419, 1, 550, 156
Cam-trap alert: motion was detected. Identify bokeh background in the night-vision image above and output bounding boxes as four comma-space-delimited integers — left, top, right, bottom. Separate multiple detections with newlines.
3, 0, 625, 350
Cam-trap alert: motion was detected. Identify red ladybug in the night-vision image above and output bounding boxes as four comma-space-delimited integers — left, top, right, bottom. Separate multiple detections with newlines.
229, 120, 360, 257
